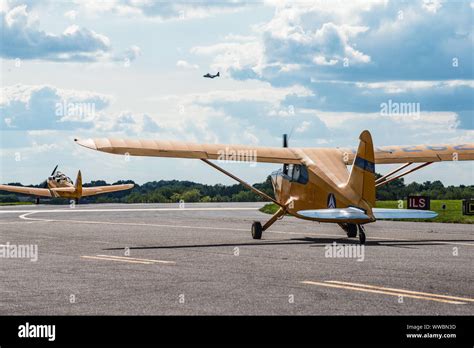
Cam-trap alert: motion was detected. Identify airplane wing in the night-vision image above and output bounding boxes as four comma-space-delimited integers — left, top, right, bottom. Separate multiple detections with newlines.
298, 207, 437, 222
0, 184, 52, 197
75, 138, 473, 166
50, 187, 76, 193
339, 144, 474, 164
81, 184, 134, 197
372, 208, 438, 219
75, 138, 302, 164
298, 207, 371, 221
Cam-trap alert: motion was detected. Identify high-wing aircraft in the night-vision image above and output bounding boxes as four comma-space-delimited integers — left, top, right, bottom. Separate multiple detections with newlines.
75, 131, 474, 244
203, 72, 220, 79
0, 165, 134, 204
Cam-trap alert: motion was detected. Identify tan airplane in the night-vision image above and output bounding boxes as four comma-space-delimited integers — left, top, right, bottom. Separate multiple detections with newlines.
0, 165, 134, 204
75, 131, 474, 244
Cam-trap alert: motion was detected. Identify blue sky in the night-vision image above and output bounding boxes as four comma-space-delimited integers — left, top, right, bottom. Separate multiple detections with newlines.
0, 0, 473, 185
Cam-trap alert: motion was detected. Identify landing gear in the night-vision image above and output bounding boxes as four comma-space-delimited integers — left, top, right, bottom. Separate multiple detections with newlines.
358, 225, 366, 245
251, 221, 263, 239
251, 206, 286, 240
347, 224, 357, 238
338, 223, 357, 238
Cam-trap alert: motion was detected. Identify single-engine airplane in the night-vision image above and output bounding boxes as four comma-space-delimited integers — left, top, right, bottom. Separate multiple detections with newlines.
74, 131, 474, 244
0, 165, 134, 204
203, 72, 220, 79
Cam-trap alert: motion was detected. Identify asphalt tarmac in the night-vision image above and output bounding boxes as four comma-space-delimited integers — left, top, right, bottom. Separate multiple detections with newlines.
0, 202, 472, 315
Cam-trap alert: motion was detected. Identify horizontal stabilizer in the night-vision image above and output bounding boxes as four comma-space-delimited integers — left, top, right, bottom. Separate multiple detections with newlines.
298, 207, 370, 221
372, 208, 438, 219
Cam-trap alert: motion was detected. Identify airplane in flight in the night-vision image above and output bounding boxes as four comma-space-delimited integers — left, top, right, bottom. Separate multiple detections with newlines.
75, 131, 474, 244
0, 165, 134, 204
203, 72, 220, 79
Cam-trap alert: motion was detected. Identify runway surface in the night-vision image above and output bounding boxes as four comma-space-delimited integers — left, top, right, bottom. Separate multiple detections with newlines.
0, 202, 473, 315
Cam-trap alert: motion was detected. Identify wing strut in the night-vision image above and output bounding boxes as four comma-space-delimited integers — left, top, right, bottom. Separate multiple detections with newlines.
376, 162, 433, 187
200, 159, 283, 207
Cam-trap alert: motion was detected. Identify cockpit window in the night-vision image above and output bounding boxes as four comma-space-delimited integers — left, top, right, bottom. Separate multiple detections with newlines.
281, 164, 308, 184
291, 164, 308, 184
53, 171, 73, 184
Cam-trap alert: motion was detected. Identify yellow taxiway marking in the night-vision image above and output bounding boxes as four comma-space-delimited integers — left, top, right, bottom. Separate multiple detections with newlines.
301, 281, 472, 305
326, 281, 474, 303
96, 254, 175, 264
81, 255, 174, 265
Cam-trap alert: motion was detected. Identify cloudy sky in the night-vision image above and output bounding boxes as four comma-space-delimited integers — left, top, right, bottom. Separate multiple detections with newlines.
0, 0, 473, 185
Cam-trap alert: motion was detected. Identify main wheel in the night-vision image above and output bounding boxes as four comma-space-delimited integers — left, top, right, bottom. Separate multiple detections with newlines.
346, 224, 357, 238
251, 221, 263, 240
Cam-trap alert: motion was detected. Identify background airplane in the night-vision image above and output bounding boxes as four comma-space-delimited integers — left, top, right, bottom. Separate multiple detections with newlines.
203, 72, 220, 79
75, 132, 474, 243
0, 165, 134, 204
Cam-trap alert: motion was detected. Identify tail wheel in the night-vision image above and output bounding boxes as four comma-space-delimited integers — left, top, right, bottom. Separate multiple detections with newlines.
251, 221, 263, 240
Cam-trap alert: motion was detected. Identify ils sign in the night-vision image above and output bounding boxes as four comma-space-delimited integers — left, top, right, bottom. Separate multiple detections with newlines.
407, 196, 430, 210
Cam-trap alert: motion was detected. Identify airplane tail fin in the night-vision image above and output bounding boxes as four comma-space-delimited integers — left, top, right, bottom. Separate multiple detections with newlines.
346, 130, 376, 207
217, 72, 220, 77
75, 170, 83, 197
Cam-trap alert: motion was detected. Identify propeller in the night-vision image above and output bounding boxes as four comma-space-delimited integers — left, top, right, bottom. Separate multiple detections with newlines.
50, 164, 58, 177
282, 134, 289, 175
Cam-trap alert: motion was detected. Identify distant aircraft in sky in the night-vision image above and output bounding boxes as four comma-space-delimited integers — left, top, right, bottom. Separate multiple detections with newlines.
0, 165, 134, 204
203, 72, 220, 79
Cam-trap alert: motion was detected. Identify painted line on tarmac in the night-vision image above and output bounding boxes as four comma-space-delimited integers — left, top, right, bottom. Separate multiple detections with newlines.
17, 212, 474, 247
326, 281, 474, 303
301, 280, 471, 305
18, 212, 350, 239
96, 254, 175, 264
81, 255, 175, 265
1, 207, 259, 214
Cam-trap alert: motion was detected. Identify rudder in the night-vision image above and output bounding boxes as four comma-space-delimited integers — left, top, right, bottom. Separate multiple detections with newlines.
346, 130, 376, 207
75, 170, 83, 197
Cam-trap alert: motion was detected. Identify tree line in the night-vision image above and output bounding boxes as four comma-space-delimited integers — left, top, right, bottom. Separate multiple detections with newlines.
0, 175, 472, 204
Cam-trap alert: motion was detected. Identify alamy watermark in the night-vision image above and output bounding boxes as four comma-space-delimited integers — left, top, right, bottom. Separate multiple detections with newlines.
0, 242, 38, 262
324, 242, 364, 262
380, 99, 420, 119
55, 100, 96, 118
217, 147, 257, 167
18, 322, 55, 341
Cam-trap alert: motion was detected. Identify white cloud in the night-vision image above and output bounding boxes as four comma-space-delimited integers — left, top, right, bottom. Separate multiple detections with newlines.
64, 10, 77, 20
192, 39, 266, 76
1, 5, 140, 63
72, 0, 254, 21
157, 82, 313, 105
176, 60, 199, 70
354, 80, 474, 94
422, 0, 442, 13
1, 84, 112, 130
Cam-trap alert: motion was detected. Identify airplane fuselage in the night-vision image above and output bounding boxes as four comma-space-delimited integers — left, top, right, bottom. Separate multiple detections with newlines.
46, 172, 77, 198
271, 164, 373, 224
